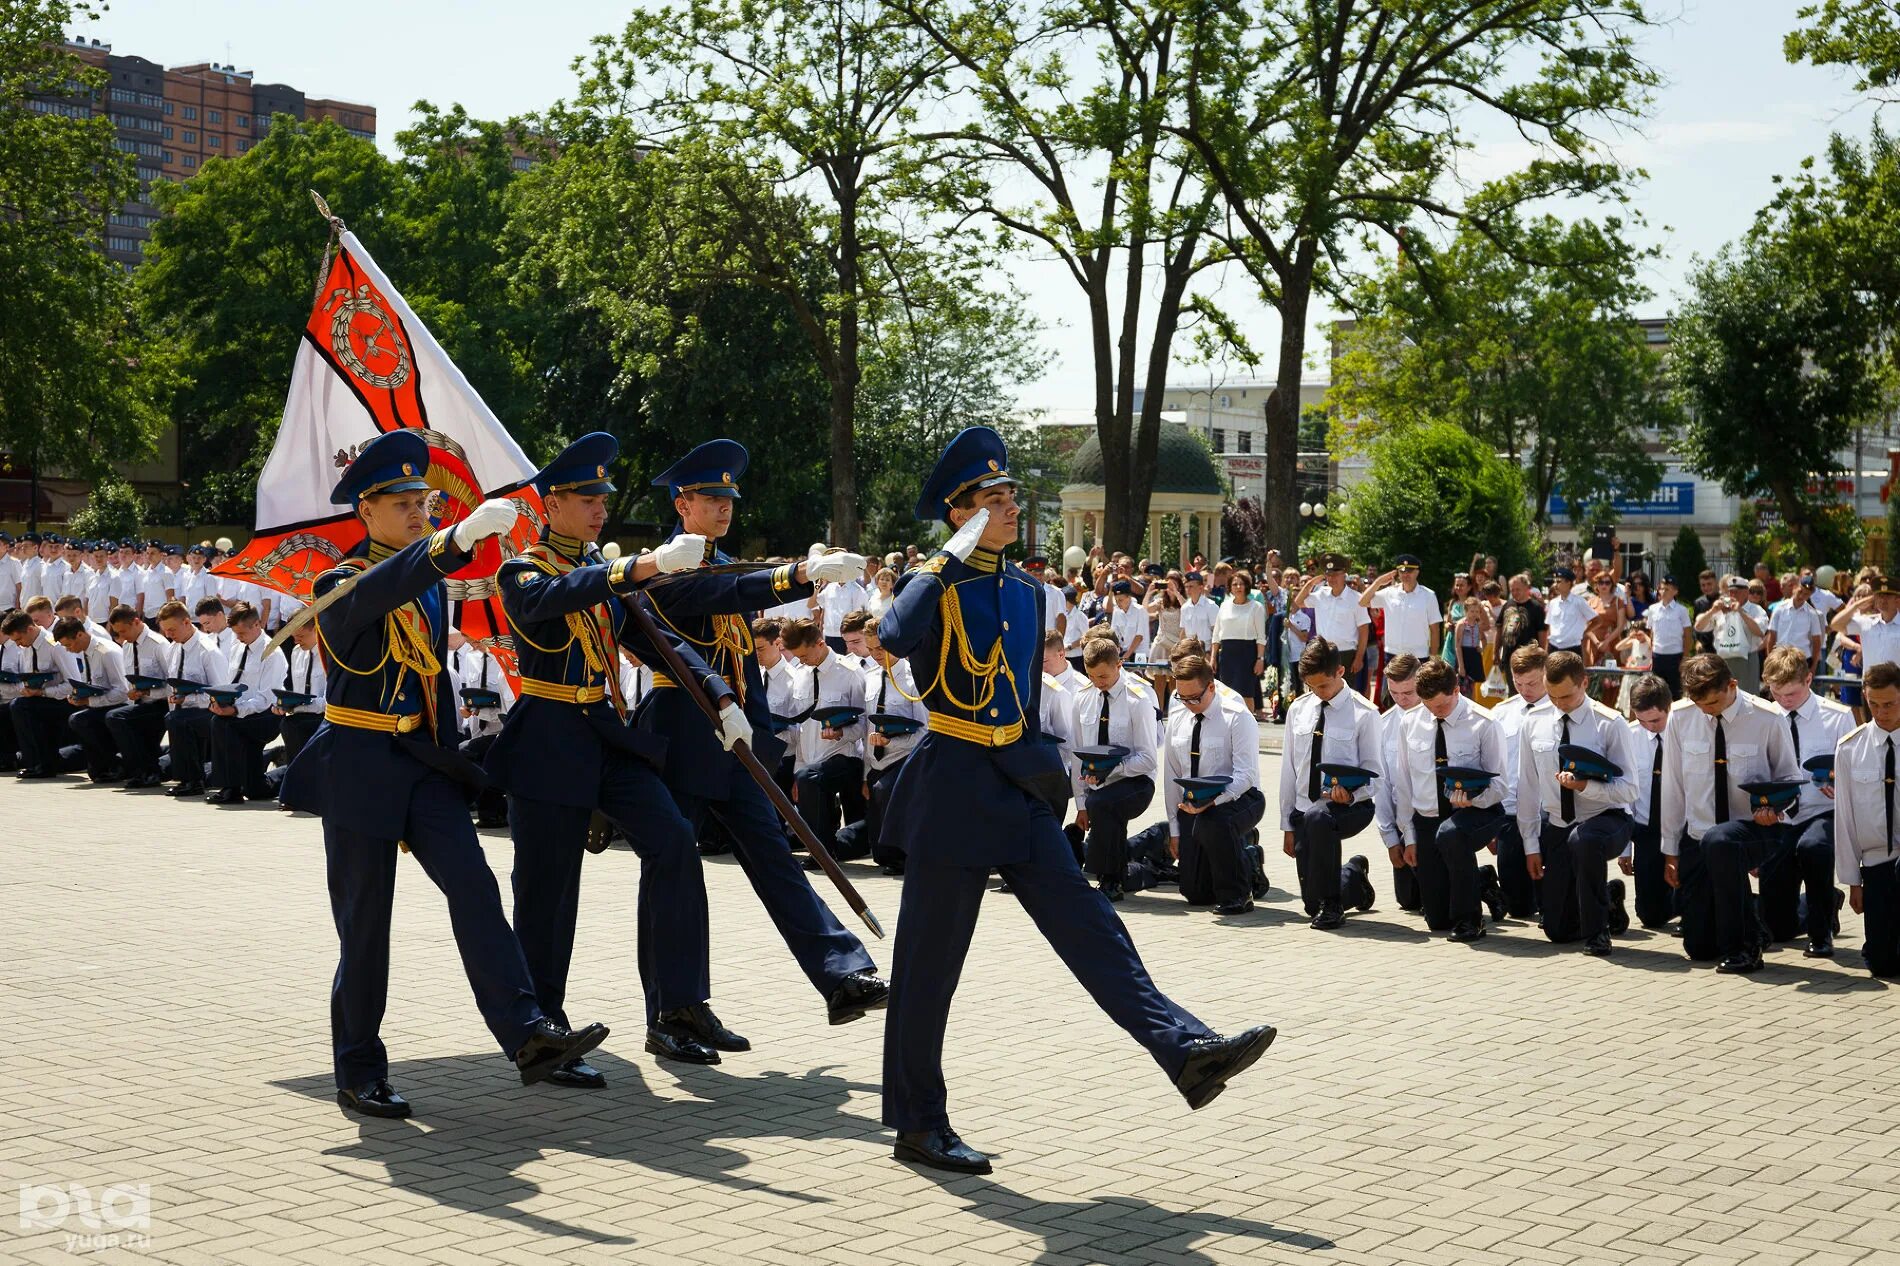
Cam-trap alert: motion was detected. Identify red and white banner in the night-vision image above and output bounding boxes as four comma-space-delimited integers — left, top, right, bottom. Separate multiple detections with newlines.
213, 229, 544, 665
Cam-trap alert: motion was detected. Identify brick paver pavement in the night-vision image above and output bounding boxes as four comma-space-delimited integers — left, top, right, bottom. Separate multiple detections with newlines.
4, 757, 1898, 1265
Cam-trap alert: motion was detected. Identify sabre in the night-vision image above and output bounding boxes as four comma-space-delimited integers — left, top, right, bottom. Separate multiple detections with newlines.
258, 567, 364, 661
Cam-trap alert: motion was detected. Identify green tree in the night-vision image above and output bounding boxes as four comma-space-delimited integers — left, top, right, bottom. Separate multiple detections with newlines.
66, 476, 146, 540
1329, 216, 1676, 527
1176, 0, 1660, 559
1309, 422, 1537, 590
1729, 502, 1766, 577
1, 0, 171, 520
1666, 524, 1708, 590
1787, 1, 1900, 97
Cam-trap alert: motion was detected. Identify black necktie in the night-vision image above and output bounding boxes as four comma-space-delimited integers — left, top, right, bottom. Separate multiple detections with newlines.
1790, 710, 1800, 762
30, 644, 38, 672
1886, 737, 1895, 855
132, 642, 139, 675
235, 644, 249, 680
480, 656, 490, 689
1434, 717, 1452, 818
1559, 713, 1575, 822
1650, 735, 1663, 830
175, 643, 185, 677
304, 653, 313, 693
283, 655, 293, 689
1097, 688, 1111, 746
1307, 699, 1328, 801
877, 673, 888, 710
1190, 712, 1204, 778
1714, 716, 1729, 824
81, 653, 90, 682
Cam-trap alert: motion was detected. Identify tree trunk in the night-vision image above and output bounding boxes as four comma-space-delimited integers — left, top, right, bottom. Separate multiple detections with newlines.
1132, 240, 1200, 560
830, 182, 863, 548
1264, 248, 1316, 562
1090, 263, 1131, 553
1767, 474, 1820, 565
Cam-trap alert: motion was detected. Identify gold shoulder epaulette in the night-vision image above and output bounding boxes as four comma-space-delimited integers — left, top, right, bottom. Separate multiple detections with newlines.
915, 554, 947, 576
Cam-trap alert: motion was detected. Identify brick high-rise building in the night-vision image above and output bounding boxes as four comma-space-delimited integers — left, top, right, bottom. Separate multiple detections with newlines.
40, 38, 376, 269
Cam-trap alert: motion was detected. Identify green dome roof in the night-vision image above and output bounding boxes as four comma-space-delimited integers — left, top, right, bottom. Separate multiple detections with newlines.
1065, 424, 1223, 496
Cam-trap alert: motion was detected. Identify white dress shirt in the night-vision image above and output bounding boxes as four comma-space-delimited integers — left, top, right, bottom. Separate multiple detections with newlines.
86, 566, 115, 622
1776, 689, 1856, 824
792, 648, 865, 771
1070, 670, 1158, 799
1858, 614, 1900, 675
1545, 590, 1596, 648
1628, 720, 1665, 834
1039, 669, 1076, 781
0, 554, 18, 608
1061, 602, 1086, 651
862, 655, 926, 773
1109, 599, 1147, 657
1646, 600, 1693, 656
141, 564, 176, 614
1660, 692, 1800, 853
42, 558, 70, 602
11, 627, 73, 700
1768, 602, 1825, 657
280, 644, 329, 715
1307, 586, 1367, 649
452, 645, 516, 737
1393, 696, 1505, 840
1042, 582, 1066, 632
1277, 685, 1389, 834
1179, 595, 1219, 648
763, 656, 800, 718
19, 556, 44, 602
69, 636, 128, 708
225, 632, 285, 718
617, 659, 652, 713
1515, 696, 1641, 853
1833, 721, 1900, 883
1161, 686, 1259, 822
1489, 693, 1546, 818
1375, 702, 1417, 846
1370, 584, 1440, 657
817, 580, 868, 637
120, 625, 174, 703
168, 631, 231, 709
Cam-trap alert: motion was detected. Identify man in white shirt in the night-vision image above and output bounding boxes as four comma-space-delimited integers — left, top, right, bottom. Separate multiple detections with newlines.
1543, 567, 1596, 656
158, 598, 232, 797
3, 608, 78, 777
1279, 637, 1390, 929
1294, 554, 1372, 692
1059, 586, 1087, 669
1489, 645, 1551, 921
785, 617, 867, 855
1360, 554, 1441, 662
1763, 579, 1825, 670
862, 619, 930, 874
1107, 580, 1146, 661
268, 620, 329, 797
1624, 674, 1675, 931
18, 533, 45, 604
1830, 575, 1900, 674
1832, 661, 1900, 977
813, 575, 868, 655
1517, 650, 1640, 956
1024, 557, 1066, 639
206, 601, 284, 804
1646, 575, 1695, 699
1163, 650, 1264, 915
53, 612, 129, 781
103, 605, 174, 788
446, 627, 515, 827
1394, 658, 1508, 940
140, 545, 176, 618
1179, 572, 1219, 650
1072, 636, 1159, 902
1662, 653, 1801, 972
752, 617, 802, 799
1377, 655, 1425, 913
1696, 575, 1767, 692
1758, 645, 1856, 957
85, 545, 115, 623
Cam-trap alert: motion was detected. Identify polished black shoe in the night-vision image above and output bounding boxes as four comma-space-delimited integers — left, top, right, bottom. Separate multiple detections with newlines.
1834, 888, 1845, 936
1346, 855, 1375, 911
16, 767, 49, 779
168, 781, 204, 797
87, 769, 124, 785
1310, 901, 1344, 930
1716, 951, 1764, 975
546, 1058, 607, 1089
337, 1080, 412, 1119
1479, 865, 1507, 923
894, 1126, 992, 1174
1248, 864, 1271, 901
242, 784, 276, 802
827, 972, 890, 1025
1176, 1024, 1277, 1110
1584, 932, 1613, 957
1805, 936, 1835, 959
644, 1022, 721, 1065
123, 773, 164, 789
514, 1019, 610, 1085
206, 788, 243, 805
1448, 920, 1486, 943
662, 1002, 751, 1051
1099, 877, 1125, 902
1215, 898, 1254, 916
881, 862, 905, 876
1606, 879, 1631, 935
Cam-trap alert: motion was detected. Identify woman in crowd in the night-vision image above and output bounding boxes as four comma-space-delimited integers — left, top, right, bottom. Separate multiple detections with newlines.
1626, 571, 1654, 620
866, 567, 897, 619
1210, 569, 1267, 718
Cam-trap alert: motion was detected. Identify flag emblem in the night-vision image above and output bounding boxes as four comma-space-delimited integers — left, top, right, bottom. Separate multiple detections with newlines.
324, 283, 412, 391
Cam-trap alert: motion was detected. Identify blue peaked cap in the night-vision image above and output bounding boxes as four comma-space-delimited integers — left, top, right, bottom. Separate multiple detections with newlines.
652, 439, 746, 500
915, 426, 1017, 523
535, 431, 619, 498
330, 430, 431, 506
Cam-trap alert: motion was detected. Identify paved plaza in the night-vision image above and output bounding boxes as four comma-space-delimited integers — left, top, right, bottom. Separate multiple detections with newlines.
5, 756, 1900, 1266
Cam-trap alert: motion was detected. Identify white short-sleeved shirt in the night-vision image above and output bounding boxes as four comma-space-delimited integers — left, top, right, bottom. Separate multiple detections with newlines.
1767, 602, 1824, 655
1370, 584, 1439, 656
1308, 585, 1369, 650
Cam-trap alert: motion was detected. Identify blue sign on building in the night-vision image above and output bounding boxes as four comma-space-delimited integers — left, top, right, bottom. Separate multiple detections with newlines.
1548, 481, 1696, 520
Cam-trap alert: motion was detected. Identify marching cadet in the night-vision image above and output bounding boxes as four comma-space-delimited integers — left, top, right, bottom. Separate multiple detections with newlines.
1072, 635, 1159, 902
1377, 653, 1424, 913
875, 425, 1274, 1175
5, 607, 79, 778
1624, 674, 1675, 931
1489, 646, 1551, 920
1394, 658, 1508, 940
205, 601, 284, 805
1517, 651, 1639, 956
1833, 661, 1900, 977
155, 599, 229, 797
279, 430, 610, 1118
1164, 651, 1265, 916
448, 627, 515, 828
1662, 653, 1801, 972
1759, 644, 1855, 957
52, 613, 128, 782
860, 616, 928, 876
482, 432, 732, 1080
635, 439, 886, 1048
267, 620, 327, 792
783, 616, 868, 857
1279, 637, 1391, 929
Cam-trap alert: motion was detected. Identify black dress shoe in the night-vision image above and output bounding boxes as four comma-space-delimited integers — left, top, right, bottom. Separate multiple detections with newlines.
1716, 951, 1764, 975
546, 1058, 607, 1089
1584, 932, 1613, 957
337, 1080, 412, 1119
514, 1019, 610, 1085
1606, 878, 1631, 935
168, 781, 204, 797
660, 1002, 751, 1051
206, 788, 243, 805
1215, 898, 1254, 916
1346, 855, 1375, 911
16, 767, 49, 779
1176, 1025, 1278, 1110
1448, 920, 1486, 943
87, 770, 123, 784
124, 773, 163, 789
826, 971, 890, 1025
894, 1126, 991, 1174
1099, 878, 1125, 902
1805, 936, 1835, 959
644, 1022, 721, 1065
1479, 865, 1507, 923
881, 862, 905, 876
243, 784, 276, 802
1310, 901, 1343, 930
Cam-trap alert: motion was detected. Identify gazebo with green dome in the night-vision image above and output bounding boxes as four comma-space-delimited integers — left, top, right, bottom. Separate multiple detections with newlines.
1059, 422, 1227, 563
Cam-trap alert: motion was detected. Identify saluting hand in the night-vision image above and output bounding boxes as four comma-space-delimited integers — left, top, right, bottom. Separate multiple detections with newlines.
943, 507, 991, 563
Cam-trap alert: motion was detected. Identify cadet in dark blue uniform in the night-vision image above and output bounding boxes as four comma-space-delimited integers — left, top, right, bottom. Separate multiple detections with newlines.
634, 440, 888, 1046
875, 427, 1277, 1175
485, 433, 753, 1076
279, 431, 609, 1119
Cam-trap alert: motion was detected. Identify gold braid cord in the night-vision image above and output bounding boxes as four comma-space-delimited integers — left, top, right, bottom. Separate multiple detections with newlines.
644, 593, 752, 707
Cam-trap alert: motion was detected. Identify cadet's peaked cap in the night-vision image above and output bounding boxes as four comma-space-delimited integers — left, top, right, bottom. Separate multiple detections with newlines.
330, 430, 431, 505
653, 438, 746, 499
1322, 553, 1350, 572
1558, 743, 1621, 781
915, 426, 1016, 523
1876, 576, 1900, 597
535, 431, 619, 498
1740, 780, 1805, 812
1319, 763, 1378, 791
1175, 775, 1232, 805
1073, 744, 1130, 776
1439, 766, 1497, 796
1803, 753, 1836, 786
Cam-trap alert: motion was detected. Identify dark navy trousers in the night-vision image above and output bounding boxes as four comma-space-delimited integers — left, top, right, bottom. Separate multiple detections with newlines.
1494, 819, 1540, 918
1292, 799, 1377, 913
1177, 788, 1265, 907
1083, 774, 1154, 881
1703, 819, 1791, 959
1538, 812, 1634, 943
883, 794, 1214, 1132
1758, 816, 1836, 943
104, 699, 168, 777
324, 773, 543, 1089
1414, 807, 1508, 931
1630, 822, 1674, 928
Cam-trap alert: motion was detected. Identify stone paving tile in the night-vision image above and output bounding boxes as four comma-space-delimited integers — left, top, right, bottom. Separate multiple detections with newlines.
3, 756, 1897, 1265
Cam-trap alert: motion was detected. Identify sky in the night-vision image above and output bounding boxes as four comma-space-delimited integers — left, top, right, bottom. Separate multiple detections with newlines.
79, 0, 1878, 412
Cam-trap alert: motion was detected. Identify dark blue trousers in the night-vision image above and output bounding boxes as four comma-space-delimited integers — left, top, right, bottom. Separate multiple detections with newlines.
882, 797, 1214, 1132
1292, 799, 1377, 914
104, 699, 168, 778
1494, 818, 1540, 917
211, 711, 279, 794
1177, 788, 1265, 907
1415, 807, 1509, 931
1758, 816, 1835, 943
324, 773, 543, 1089
1676, 834, 1718, 960
11, 696, 79, 772
164, 706, 213, 784
1861, 858, 1900, 977
67, 706, 120, 776
667, 770, 874, 1021
1538, 811, 1634, 943
794, 752, 866, 854
1704, 819, 1790, 959
1631, 822, 1673, 928
1083, 775, 1154, 880
511, 752, 706, 1030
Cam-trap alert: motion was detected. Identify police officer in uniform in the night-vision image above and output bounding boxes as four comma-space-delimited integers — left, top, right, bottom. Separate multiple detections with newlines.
875, 426, 1275, 1175
279, 431, 609, 1118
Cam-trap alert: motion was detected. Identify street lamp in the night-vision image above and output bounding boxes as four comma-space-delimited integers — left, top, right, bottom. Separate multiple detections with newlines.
1300, 501, 1326, 520
1299, 501, 1312, 518
1313, 502, 1327, 520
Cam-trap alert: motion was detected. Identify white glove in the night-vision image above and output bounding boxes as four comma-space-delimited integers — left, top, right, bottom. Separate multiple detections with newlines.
652, 533, 706, 574
716, 700, 753, 752
806, 546, 869, 585
452, 498, 521, 551
943, 507, 990, 562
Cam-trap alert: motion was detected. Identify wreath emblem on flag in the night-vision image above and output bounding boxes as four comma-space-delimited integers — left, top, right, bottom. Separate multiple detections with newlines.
325, 283, 412, 390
